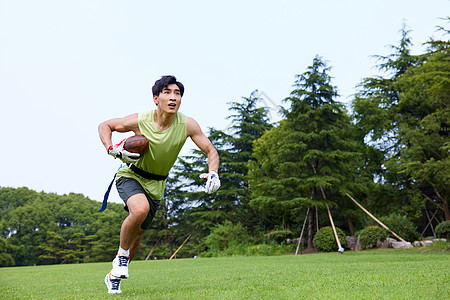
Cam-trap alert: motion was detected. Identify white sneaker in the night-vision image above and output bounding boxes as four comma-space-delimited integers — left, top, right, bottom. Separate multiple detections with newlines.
105, 272, 122, 294
111, 255, 129, 278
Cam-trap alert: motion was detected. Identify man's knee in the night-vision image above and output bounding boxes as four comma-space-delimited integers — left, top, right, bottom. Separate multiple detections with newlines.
131, 206, 150, 222
127, 194, 150, 222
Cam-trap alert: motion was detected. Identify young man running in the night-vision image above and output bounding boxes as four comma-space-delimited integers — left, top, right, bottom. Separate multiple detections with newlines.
98, 75, 220, 294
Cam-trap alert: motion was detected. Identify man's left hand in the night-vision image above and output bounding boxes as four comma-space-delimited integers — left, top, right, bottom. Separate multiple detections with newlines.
199, 171, 221, 194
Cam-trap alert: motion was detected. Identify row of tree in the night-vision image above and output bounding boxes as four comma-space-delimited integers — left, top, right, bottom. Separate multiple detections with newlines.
1, 21, 449, 266
0, 188, 128, 266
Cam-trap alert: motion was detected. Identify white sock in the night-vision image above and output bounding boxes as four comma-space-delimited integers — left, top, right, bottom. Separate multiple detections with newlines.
117, 246, 130, 257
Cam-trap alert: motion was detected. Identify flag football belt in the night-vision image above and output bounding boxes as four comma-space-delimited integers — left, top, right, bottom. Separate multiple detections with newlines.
128, 164, 168, 181
98, 164, 167, 212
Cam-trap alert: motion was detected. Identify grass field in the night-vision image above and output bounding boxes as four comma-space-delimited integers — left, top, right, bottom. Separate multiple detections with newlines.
1, 249, 449, 299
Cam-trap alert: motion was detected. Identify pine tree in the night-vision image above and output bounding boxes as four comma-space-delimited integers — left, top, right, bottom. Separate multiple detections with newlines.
351, 22, 449, 225
393, 21, 450, 221
249, 56, 364, 246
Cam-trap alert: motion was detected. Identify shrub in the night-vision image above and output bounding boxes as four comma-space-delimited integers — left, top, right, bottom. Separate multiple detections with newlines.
264, 229, 294, 244
427, 240, 450, 252
219, 240, 249, 256
204, 221, 249, 254
246, 242, 296, 256
200, 242, 296, 257
378, 214, 418, 242
435, 221, 450, 239
313, 226, 347, 252
359, 226, 387, 249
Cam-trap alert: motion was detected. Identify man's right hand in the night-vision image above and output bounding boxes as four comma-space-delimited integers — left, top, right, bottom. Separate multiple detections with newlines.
108, 139, 140, 163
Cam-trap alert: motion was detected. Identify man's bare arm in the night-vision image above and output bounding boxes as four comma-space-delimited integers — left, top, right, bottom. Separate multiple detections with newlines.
98, 113, 141, 151
187, 117, 219, 172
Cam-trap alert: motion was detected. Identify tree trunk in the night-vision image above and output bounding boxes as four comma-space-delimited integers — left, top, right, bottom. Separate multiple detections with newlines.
167, 235, 173, 257
307, 186, 317, 249
347, 217, 355, 235
307, 208, 315, 248
316, 206, 319, 232
443, 204, 450, 221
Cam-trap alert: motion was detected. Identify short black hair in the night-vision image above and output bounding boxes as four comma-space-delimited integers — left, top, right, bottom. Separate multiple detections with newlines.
152, 75, 184, 97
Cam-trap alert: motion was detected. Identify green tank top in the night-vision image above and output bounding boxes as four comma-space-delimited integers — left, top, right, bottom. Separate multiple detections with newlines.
116, 110, 188, 200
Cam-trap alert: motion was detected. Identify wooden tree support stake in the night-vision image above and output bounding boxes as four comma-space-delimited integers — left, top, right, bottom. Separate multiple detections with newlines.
326, 204, 344, 253
346, 193, 406, 242
146, 237, 161, 260
421, 207, 438, 237
310, 163, 343, 253
169, 234, 191, 260
295, 207, 310, 255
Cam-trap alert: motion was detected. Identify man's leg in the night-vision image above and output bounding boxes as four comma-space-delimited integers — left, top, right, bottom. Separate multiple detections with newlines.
129, 228, 145, 260
120, 193, 149, 250
111, 193, 149, 278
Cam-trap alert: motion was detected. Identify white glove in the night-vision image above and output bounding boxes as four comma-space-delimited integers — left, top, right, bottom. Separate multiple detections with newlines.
108, 139, 140, 163
199, 170, 221, 194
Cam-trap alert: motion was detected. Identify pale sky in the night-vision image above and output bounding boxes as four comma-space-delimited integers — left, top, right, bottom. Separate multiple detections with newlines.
1, 0, 449, 205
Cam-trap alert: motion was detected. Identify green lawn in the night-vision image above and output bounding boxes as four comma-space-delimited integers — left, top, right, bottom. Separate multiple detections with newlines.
1, 250, 449, 299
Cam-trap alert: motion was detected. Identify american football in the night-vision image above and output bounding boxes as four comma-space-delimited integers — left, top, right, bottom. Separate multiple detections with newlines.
123, 135, 149, 155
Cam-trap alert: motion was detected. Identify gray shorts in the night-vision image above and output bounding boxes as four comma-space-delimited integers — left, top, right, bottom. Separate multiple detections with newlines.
116, 176, 161, 230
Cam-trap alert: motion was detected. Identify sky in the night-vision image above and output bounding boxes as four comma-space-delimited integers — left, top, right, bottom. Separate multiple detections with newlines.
1, 0, 449, 205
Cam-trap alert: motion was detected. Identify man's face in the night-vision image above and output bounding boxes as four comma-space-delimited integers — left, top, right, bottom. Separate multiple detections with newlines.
153, 83, 182, 113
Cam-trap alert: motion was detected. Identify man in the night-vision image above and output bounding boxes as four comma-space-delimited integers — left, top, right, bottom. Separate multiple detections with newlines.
98, 75, 220, 294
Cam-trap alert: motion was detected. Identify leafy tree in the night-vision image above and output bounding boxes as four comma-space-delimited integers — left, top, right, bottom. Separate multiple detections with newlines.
1, 199, 58, 266
352, 24, 422, 153
0, 237, 16, 267
53, 193, 98, 238
224, 91, 274, 229
0, 187, 126, 265
37, 231, 67, 265
393, 24, 450, 220
63, 232, 93, 264
352, 21, 450, 224
0, 187, 39, 219
351, 25, 425, 219
249, 56, 364, 247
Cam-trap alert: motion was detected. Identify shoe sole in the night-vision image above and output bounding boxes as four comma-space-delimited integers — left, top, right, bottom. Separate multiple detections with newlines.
111, 271, 129, 279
